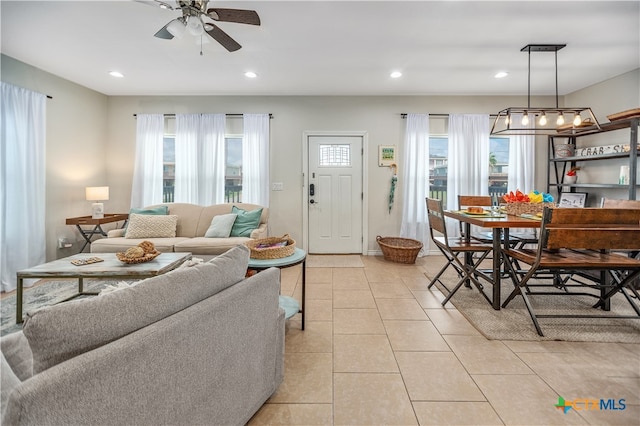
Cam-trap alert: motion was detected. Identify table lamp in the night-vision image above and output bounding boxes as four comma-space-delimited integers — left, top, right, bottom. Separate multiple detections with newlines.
86, 186, 109, 219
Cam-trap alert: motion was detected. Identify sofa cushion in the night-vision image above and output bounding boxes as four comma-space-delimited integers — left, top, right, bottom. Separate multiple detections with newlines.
0, 331, 32, 381
1, 352, 20, 417
230, 206, 263, 237
205, 213, 237, 238
23, 245, 251, 374
125, 214, 178, 239
91, 237, 188, 253
174, 237, 253, 255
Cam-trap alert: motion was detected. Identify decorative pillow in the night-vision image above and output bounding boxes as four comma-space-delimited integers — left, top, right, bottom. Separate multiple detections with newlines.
205, 214, 237, 238
230, 206, 263, 237
124, 206, 168, 231
125, 214, 178, 239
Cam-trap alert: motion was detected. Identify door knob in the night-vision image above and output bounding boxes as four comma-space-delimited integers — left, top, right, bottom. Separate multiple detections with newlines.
310, 199, 316, 204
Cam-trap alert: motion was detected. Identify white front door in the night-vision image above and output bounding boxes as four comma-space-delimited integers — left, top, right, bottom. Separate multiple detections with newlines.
308, 135, 363, 253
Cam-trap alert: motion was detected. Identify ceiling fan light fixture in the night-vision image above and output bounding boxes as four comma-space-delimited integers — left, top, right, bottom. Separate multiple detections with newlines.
187, 16, 204, 36
166, 18, 186, 38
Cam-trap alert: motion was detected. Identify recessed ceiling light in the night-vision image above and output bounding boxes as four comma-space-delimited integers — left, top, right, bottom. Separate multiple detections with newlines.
244, 71, 257, 78
390, 71, 402, 79
494, 71, 509, 79
109, 71, 124, 78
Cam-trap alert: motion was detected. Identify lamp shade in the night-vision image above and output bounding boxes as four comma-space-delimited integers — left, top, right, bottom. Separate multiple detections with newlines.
86, 186, 109, 201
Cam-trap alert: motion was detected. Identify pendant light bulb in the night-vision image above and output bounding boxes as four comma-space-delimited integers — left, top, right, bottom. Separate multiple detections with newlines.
521, 112, 529, 126
539, 112, 547, 126
556, 112, 565, 126
573, 113, 582, 126
504, 114, 510, 125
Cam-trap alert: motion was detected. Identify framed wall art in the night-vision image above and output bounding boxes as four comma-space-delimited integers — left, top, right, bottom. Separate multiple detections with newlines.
558, 192, 588, 208
378, 145, 396, 167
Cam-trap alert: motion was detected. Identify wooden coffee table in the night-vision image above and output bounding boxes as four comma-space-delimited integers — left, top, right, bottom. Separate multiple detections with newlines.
15, 252, 191, 323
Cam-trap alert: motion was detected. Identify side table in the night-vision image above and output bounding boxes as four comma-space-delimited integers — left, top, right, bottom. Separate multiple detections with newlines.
247, 248, 306, 330
66, 214, 129, 253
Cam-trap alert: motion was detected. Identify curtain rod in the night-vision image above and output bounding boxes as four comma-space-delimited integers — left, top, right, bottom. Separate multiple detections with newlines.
133, 113, 273, 118
400, 113, 498, 118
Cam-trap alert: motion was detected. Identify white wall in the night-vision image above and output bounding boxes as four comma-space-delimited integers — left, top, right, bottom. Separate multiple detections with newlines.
1, 55, 109, 261
2, 54, 637, 260
105, 94, 559, 253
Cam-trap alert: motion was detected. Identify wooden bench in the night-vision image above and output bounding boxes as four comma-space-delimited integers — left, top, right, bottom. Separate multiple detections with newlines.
501, 207, 640, 336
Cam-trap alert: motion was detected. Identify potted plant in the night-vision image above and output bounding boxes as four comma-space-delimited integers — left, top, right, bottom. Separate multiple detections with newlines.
565, 166, 580, 184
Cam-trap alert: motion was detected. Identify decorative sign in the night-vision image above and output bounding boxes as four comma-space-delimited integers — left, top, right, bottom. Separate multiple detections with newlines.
378, 145, 396, 166
575, 143, 639, 157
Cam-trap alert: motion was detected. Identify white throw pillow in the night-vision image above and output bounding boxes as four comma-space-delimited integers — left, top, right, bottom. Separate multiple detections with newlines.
205, 214, 238, 238
125, 214, 178, 239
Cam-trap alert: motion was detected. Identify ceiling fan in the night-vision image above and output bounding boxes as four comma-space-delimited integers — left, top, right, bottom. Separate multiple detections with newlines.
151, 0, 260, 52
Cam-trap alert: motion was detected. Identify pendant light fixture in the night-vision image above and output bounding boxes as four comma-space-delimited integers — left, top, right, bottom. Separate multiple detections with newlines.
490, 44, 600, 135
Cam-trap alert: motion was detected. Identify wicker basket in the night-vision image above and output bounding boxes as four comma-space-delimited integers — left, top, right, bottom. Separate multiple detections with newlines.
376, 236, 423, 264
245, 234, 296, 259
504, 202, 555, 216
116, 251, 161, 264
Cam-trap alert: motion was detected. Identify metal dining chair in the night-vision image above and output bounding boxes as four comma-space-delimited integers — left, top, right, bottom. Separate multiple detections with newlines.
426, 197, 494, 306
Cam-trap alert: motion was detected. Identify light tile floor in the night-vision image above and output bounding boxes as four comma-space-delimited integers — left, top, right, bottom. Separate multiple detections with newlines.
248, 255, 640, 426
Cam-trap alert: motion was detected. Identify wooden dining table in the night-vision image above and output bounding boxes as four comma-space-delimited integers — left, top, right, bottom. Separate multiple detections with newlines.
443, 210, 542, 310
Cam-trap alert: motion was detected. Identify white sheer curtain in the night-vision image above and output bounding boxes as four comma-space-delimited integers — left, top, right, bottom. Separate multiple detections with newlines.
198, 114, 226, 205
400, 113, 430, 253
507, 114, 535, 193
131, 114, 164, 208
175, 114, 200, 203
447, 114, 490, 236
1, 82, 46, 292
242, 114, 270, 206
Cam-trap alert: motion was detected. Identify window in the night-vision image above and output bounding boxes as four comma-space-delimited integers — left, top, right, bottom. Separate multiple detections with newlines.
428, 135, 510, 201
162, 134, 244, 203
319, 144, 351, 167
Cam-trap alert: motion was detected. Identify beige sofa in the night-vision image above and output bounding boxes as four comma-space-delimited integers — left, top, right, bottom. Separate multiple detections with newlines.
90, 203, 268, 256
1, 246, 285, 425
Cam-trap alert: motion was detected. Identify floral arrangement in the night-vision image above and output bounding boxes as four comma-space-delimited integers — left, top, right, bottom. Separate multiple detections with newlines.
502, 190, 555, 216
502, 190, 554, 204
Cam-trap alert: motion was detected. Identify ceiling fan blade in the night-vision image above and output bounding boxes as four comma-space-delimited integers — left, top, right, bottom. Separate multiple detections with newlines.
154, 22, 175, 39
206, 8, 261, 26
205, 23, 242, 52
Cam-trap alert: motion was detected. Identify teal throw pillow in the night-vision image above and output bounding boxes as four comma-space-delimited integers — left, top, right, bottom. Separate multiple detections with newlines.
230, 206, 263, 237
124, 206, 168, 230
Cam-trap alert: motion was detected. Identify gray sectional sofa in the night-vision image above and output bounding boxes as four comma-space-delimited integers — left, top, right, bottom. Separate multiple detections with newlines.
0, 245, 285, 425
90, 202, 269, 256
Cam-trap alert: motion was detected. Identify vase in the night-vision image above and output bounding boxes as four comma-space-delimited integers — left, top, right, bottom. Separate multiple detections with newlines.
565, 174, 577, 184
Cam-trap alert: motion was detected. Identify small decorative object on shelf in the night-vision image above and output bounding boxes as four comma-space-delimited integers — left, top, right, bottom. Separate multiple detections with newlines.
565, 166, 580, 184
554, 143, 575, 158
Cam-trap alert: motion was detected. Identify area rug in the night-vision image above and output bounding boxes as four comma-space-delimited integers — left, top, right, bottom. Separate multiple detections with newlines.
306, 254, 364, 268
1, 279, 128, 337
430, 276, 640, 343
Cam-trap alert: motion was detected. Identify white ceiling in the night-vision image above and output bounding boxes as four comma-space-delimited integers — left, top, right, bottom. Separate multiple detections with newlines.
1, 1, 639, 97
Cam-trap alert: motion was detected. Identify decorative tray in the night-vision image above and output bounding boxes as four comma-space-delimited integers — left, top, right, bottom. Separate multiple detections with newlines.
116, 251, 161, 264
